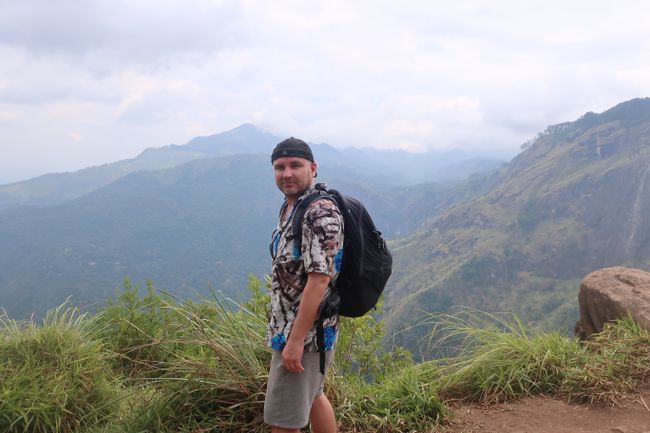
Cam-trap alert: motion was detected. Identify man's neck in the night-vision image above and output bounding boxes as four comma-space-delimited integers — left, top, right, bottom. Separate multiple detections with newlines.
285, 183, 315, 207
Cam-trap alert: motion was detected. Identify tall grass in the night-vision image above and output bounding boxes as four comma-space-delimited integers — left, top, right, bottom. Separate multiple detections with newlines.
93, 279, 187, 379
420, 308, 650, 404
0, 305, 121, 433
8, 281, 648, 433
95, 277, 445, 433
123, 293, 271, 433
561, 315, 650, 402
123, 286, 445, 433
334, 365, 445, 433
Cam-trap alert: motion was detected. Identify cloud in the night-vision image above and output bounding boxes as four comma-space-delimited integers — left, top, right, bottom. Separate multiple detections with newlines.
0, 0, 246, 63
3, 0, 650, 183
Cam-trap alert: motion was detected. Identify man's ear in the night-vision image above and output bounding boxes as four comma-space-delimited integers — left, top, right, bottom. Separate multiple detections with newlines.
311, 161, 318, 178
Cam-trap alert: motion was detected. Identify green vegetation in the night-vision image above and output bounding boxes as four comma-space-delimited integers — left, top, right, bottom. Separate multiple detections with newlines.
0, 124, 498, 322
419, 309, 650, 405
2, 283, 649, 433
385, 99, 650, 343
0, 305, 120, 433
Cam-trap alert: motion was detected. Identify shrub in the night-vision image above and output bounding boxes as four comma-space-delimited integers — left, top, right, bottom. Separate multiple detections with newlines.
331, 300, 443, 432
0, 305, 120, 433
334, 300, 412, 380
93, 279, 202, 379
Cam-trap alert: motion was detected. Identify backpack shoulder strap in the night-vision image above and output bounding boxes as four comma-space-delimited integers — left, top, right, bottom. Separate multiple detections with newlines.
291, 187, 336, 254
292, 187, 340, 374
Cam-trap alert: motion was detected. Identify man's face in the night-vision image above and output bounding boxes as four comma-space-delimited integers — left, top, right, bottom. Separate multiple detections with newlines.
272, 156, 317, 199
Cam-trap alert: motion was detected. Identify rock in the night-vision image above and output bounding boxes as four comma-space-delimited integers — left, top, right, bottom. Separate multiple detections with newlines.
575, 266, 650, 339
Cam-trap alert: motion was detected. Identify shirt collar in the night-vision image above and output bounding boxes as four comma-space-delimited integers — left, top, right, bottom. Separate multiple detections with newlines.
296, 182, 327, 202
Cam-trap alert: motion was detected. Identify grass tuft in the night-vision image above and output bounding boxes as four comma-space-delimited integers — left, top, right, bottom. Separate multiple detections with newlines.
0, 304, 121, 433
562, 315, 650, 403
334, 365, 445, 433
420, 308, 650, 405
420, 308, 587, 403
126, 294, 270, 433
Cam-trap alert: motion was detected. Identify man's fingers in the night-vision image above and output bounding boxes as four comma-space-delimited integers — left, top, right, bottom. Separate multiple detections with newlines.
283, 359, 304, 373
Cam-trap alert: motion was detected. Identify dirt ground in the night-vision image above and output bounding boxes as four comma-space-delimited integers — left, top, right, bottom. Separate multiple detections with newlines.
440, 389, 650, 433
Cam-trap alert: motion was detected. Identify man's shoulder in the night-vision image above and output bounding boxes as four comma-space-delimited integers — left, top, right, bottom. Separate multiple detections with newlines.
304, 195, 341, 220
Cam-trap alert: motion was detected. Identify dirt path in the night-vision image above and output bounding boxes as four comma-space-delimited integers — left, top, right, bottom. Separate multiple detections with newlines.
440, 390, 650, 433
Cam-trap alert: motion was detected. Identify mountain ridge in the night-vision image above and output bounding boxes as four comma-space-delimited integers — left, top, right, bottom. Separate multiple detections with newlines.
4, 98, 649, 339
0, 150, 494, 318
0, 124, 504, 210
385, 98, 650, 348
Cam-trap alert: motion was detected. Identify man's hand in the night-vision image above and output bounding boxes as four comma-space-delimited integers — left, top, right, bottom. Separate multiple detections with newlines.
282, 338, 305, 373
282, 272, 330, 373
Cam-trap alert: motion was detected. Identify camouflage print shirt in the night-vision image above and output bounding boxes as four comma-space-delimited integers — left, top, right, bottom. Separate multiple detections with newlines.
267, 183, 344, 352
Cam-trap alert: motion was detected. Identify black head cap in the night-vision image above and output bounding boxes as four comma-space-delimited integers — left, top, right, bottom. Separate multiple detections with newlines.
271, 137, 314, 164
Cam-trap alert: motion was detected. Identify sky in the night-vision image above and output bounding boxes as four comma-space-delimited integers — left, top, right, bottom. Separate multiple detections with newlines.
2, 0, 650, 184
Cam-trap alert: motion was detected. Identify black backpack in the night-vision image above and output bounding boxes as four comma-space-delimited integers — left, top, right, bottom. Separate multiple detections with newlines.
291, 185, 392, 373
292, 185, 393, 319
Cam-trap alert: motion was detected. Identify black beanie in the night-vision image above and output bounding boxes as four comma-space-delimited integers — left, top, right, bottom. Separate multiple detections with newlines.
271, 137, 314, 163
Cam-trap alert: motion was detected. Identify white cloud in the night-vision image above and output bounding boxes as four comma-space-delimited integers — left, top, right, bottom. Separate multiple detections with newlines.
2, 0, 650, 183
0, 0, 245, 60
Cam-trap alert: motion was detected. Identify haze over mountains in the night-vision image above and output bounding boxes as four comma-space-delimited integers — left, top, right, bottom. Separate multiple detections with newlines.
0, 124, 503, 211
2, 98, 650, 348
0, 124, 502, 318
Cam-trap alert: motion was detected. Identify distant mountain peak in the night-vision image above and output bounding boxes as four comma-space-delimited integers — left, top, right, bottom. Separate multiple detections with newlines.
230, 122, 260, 132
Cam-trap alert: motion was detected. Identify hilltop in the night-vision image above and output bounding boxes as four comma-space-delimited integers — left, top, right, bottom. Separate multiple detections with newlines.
0, 123, 501, 210
386, 98, 650, 346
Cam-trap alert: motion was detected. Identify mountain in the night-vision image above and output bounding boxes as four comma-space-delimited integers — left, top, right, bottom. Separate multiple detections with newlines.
0, 124, 503, 211
0, 149, 495, 319
0, 124, 278, 211
317, 147, 506, 185
0, 122, 505, 318
385, 98, 650, 349
0, 155, 281, 315
7, 98, 650, 340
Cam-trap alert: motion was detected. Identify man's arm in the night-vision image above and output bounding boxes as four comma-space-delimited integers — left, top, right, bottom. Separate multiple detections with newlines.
282, 272, 330, 373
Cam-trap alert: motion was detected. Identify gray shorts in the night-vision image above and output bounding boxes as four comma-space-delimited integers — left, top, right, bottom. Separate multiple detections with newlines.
263, 349, 334, 429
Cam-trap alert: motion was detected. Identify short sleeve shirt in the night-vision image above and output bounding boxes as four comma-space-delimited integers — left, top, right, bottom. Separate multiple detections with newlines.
267, 183, 344, 352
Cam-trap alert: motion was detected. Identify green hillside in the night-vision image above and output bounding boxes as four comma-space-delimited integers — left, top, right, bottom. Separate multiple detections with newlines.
386, 98, 650, 349
0, 124, 279, 210
0, 155, 282, 316
0, 150, 492, 318
7, 98, 650, 337
0, 123, 502, 211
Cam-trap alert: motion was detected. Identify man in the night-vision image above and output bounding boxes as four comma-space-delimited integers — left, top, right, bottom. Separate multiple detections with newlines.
264, 137, 343, 433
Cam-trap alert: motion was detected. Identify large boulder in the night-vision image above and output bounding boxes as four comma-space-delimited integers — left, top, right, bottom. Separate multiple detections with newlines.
575, 266, 650, 339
